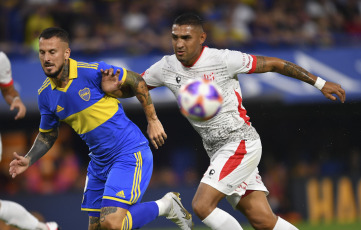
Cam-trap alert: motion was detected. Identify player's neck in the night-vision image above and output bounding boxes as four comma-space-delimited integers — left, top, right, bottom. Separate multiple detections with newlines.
182, 46, 205, 67
54, 62, 70, 88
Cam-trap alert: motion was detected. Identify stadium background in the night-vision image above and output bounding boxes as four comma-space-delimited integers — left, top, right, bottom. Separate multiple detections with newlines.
0, 0, 361, 229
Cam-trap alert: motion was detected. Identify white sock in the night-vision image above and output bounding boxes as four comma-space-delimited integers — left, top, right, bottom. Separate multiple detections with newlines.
155, 194, 171, 216
0, 200, 39, 230
202, 207, 243, 230
273, 216, 299, 230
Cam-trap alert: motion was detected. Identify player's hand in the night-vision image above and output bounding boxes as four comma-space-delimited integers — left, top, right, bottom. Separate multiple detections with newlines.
147, 119, 167, 149
9, 152, 30, 178
321, 81, 346, 103
10, 97, 26, 120
101, 68, 123, 97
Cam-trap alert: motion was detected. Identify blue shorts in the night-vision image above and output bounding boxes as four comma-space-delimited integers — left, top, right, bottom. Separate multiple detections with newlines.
81, 147, 153, 217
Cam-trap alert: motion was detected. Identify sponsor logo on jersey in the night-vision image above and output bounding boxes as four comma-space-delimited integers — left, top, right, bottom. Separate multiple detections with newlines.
56, 105, 64, 113
203, 72, 215, 81
116, 190, 126, 198
79, 88, 91, 101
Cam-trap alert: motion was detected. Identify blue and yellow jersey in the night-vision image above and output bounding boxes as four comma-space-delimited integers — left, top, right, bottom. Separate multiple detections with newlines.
37, 58, 148, 165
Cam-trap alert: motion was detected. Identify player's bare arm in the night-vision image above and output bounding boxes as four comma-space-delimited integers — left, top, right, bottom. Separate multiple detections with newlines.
102, 68, 167, 149
26, 130, 58, 165
254, 56, 346, 102
1, 84, 26, 120
9, 129, 58, 178
125, 70, 168, 149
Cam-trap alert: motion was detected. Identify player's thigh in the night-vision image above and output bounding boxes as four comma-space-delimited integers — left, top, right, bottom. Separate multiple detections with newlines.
201, 139, 262, 196
192, 182, 225, 218
82, 162, 106, 214
103, 148, 153, 207
226, 167, 269, 209
236, 191, 277, 228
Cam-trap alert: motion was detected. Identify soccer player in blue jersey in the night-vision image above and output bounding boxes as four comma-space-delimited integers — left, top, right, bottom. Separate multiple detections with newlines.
9, 27, 193, 230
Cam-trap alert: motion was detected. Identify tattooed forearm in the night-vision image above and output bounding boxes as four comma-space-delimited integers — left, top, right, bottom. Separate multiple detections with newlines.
281, 61, 314, 84
135, 83, 152, 106
127, 71, 153, 106
255, 56, 267, 72
25, 129, 58, 166
100, 207, 118, 223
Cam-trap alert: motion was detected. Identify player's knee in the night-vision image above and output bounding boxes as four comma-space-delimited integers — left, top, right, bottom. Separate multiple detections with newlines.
100, 219, 123, 230
192, 199, 215, 220
248, 213, 277, 230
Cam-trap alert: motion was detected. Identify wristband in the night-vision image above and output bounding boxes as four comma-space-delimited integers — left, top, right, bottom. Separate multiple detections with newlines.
12, 96, 20, 103
314, 77, 326, 90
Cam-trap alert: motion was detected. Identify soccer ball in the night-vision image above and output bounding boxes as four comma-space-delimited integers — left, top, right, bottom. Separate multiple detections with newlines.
177, 79, 223, 121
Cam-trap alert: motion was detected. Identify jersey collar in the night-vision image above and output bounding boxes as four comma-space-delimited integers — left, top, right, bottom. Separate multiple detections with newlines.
49, 58, 78, 90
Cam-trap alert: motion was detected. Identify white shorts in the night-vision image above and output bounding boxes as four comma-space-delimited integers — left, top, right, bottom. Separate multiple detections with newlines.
201, 139, 269, 209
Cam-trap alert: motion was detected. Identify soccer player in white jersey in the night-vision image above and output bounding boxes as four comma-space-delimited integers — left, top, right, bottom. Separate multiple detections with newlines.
102, 13, 346, 230
0, 51, 26, 122
0, 52, 59, 230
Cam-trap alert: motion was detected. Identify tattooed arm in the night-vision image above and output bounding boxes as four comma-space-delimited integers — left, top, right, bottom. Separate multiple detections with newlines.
101, 68, 167, 149
253, 56, 346, 102
9, 129, 58, 178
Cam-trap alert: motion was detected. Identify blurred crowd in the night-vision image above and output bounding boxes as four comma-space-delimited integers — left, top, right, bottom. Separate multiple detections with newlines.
1, 0, 361, 57
1, 0, 361, 223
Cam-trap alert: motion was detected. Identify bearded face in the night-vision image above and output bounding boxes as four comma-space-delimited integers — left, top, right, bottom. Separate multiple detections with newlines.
39, 37, 70, 79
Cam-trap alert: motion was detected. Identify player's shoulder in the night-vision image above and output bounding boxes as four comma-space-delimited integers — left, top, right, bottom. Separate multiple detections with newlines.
0, 51, 6, 61
38, 77, 51, 95
76, 60, 102, 71
159, 54, 176, 65
206, 47, 235, 55
0, 51, 10, 68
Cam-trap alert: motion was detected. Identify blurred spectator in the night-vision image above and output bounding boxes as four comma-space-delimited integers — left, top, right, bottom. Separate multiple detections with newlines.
0, 131, 27, 194
347, 147, 361, 176
24, 4, 55, 52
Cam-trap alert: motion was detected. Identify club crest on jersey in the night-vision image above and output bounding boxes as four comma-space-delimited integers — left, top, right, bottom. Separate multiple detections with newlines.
79, 88, 91, 101
176, 76, 181, 84
203, 72, 215, 81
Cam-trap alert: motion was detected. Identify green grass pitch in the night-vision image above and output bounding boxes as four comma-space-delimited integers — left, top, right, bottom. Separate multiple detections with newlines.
143, 221, 361, 230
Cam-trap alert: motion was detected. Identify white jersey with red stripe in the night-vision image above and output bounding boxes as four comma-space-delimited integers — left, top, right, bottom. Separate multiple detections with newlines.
0, 52, 14, 88
143, 47, 260, 159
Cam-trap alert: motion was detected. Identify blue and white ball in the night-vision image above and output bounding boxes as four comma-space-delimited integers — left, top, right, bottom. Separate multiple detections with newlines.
178, 79, 223, 121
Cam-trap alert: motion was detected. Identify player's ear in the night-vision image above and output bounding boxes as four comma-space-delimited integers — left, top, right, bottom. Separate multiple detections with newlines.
200, 32, 206, 45
64, 47, 71, 60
